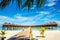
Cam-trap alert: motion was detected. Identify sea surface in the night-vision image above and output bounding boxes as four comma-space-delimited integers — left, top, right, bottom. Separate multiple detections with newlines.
32, 26, 60, 30
0, 26, 60, 30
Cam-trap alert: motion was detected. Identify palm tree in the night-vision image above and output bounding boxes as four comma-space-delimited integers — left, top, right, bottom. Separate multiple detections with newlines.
0, 30, 6, 40
0, 0, 45, 10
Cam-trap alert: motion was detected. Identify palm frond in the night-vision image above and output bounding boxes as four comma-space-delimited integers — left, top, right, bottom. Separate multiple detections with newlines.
22, 0, 34, 10
22, 0, 29, 8
0, 0, 11, 9
17, 0, 22, 9
30, 0, 34, 6
36, 0, 45, 8
11, 0, 14, 2
0, 0, 45, 10
28, 2, 31, 10
1, 30, 6, 35
28, 0, 34, 10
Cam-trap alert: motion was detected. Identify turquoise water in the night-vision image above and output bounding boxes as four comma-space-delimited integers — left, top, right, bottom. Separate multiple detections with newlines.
58, 26, 60, 30
1, 26, 60, 30
32, 27, 60, 30
0, 26, 60, 30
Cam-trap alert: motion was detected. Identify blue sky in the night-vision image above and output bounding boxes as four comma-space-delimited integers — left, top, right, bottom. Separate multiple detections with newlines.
0, 0, 60, 27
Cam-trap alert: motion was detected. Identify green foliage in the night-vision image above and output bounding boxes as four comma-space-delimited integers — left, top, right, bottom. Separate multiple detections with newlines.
36, 0, 45, 7
0, 30, 6, 36
0, 0, 11, 8
22, 0, 34, 10
0, 30, 6, 40
31, 37, 34, 40
17, 0, 21, 9
0, 0, 45, 10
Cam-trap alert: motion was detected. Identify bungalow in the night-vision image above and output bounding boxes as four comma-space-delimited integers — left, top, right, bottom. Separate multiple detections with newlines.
2, 22, 57, 30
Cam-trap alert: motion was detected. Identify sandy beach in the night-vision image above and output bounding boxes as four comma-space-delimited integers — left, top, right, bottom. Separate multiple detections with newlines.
0, 30, 60, 40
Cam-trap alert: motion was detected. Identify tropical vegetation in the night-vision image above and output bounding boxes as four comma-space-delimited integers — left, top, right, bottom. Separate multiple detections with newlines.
0, 0, 45, 10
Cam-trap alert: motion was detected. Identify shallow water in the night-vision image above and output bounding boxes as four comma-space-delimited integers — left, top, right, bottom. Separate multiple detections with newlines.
0, 26, 60, 30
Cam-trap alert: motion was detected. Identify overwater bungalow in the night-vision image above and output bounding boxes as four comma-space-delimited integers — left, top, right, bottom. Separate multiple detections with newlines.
2, 22, 57, 30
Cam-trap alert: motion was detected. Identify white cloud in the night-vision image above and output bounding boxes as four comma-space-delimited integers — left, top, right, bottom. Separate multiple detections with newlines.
48, 0, 57, 2
0, 12, 44, 25
0, 11, 59, 26
55, 20, 60, 26
0, 16, 15, 24
15, 15, 30, 21
0, 16, 8, 20
18, 11, 50, 25
20, 21, 37, 25
45, 0, 57, 7
45, 14, 57, 18
48, 2, 56, 6
0, 15, 36, 25
40, 11, 50, 14
28, 11, 50, 22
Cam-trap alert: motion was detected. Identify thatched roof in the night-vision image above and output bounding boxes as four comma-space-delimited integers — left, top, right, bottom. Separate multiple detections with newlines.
2, 22, 57, 27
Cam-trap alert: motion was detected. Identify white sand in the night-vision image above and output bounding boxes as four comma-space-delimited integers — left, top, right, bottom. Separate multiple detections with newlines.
33, 30, 60, 40
0, 30, 60, 40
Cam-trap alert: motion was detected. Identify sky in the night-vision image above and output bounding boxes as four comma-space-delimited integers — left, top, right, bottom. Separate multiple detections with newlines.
0, 0, 60, 29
